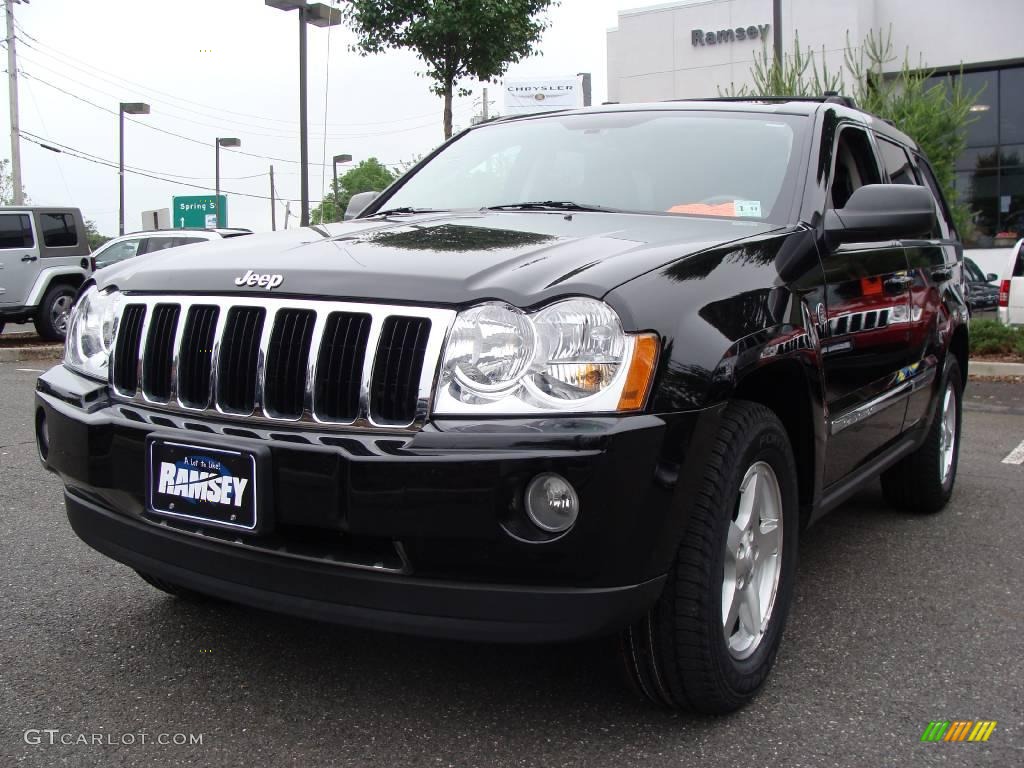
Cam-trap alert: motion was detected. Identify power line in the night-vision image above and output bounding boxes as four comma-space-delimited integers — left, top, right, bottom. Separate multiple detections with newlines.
12, 20, 465, 130
20, 130, 304, 203
19, 70, 416, 170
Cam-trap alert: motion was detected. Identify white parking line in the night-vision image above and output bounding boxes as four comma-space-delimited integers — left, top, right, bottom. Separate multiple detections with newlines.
1003, 439, 1024, 465
15, 368, 44, 373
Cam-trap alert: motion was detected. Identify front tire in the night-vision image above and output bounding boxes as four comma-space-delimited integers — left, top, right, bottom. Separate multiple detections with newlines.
621, 401, 799, 714
880, 359, 962, 514
34, 283, 76, 341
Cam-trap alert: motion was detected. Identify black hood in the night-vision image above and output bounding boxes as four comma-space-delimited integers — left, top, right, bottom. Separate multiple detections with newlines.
97, 211, 783, 308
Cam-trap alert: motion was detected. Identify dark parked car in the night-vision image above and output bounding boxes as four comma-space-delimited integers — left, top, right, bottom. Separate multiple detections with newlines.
963, 256, 999, 315
36, 97, 967, 714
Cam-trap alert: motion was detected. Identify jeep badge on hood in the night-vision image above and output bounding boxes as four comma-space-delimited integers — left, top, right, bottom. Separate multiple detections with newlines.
234, 270, 284, 290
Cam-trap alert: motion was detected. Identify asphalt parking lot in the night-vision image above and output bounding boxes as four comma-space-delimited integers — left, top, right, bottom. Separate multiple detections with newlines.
1, 358, 1021, 767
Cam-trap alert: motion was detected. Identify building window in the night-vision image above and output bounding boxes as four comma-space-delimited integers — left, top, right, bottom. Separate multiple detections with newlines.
931, 65, 1024, 247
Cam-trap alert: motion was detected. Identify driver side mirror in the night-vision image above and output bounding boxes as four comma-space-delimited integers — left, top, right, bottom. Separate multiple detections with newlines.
824, 184, 937, 245
344, 191, 379, 220
986, 273, 998, 283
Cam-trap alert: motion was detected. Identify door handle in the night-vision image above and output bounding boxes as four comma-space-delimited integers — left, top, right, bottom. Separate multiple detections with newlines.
931, 268, 952, 281
884, 275, 912, 289
20, 254, 37, 262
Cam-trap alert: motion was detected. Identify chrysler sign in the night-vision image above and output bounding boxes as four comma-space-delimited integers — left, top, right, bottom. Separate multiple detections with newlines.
692, 23, 770, 46
503, 77, 583, 115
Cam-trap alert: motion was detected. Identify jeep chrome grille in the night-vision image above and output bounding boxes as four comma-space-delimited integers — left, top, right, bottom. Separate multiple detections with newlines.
110, 297, 455, 430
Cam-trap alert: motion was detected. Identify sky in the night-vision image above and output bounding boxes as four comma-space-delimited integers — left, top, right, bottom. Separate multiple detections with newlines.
2, 0, 645, 236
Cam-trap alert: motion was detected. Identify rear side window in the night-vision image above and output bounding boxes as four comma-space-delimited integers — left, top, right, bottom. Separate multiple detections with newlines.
1014, 242, 1024, 277
915, 156, 957, 240
172, 237, 206, 247
876, 138, 916, 185
0, 213, 34, 248
39, 213, 78, 247
142, 237, 180, 254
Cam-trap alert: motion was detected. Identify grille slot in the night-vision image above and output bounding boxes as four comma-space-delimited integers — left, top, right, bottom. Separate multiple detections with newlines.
314, 312, 371, 422
113, 304, 147, 394
370, 316, 431, 424
142, 304, 180, 400
264, 308, 316, 419
178, 305, 220, 408
217, 307, 266, 413
109, 298, 451, 430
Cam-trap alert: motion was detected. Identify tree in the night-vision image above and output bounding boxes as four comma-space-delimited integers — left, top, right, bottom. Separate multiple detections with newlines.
725, 28, 978, 235
0, 158, 27, 205
342, 0, 557, 139
312, 157, 396, 223
84, 220, 111, 250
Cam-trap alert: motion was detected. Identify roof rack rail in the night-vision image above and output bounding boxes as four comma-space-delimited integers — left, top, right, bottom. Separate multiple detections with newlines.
674, 94, 859, 109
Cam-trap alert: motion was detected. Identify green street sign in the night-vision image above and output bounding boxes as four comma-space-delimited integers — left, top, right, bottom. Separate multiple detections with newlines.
173, 195, 227, 229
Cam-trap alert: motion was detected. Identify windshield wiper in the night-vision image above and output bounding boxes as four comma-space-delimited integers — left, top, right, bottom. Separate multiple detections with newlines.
366, 206, 445, 217
485, 201, 614, 213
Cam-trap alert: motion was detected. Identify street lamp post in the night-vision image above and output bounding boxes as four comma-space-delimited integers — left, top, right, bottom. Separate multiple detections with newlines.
119, 102, 150, 236
266, 1, 342, 227
332, 153, 352, 196
215, 137, 241, 228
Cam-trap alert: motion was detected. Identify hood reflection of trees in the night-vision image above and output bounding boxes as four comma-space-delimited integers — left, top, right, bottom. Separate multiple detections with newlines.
362, 224, 557, 253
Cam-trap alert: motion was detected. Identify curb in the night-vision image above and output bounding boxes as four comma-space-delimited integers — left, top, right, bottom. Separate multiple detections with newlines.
0, 345, 63, 363
969, 359, 1024, 378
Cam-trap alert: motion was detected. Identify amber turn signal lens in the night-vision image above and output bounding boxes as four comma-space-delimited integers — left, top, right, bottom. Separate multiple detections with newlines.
617, 333, 659, 411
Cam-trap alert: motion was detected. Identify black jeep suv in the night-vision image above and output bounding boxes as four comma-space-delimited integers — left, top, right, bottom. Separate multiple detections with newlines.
36, 98, 967, 714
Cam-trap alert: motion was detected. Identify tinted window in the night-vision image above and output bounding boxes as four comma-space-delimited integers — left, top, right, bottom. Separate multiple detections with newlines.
93, 238, 143, 270
172, 237, 206, 247
1014, 241, 1024, 277
0, 213, 34, 248
829, 127, 880, 209
877, 138, 916, 185
39, 213, 78, 247
999, 67, 1024, 145
142, 237, 181, 254
380, 112, 805, 223
916, 156, 957, 239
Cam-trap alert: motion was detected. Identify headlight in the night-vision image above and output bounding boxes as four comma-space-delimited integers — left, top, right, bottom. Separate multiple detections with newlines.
435, 298, 658, 415
64, 286, 122, 381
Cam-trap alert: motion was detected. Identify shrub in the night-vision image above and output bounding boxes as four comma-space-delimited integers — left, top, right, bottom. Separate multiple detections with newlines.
970, 319, 1024, 357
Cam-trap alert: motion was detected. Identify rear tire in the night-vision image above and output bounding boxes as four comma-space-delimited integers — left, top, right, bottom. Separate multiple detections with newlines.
881, 359, 962, 514
621, 401, 799, 714
34, 283, 76, 341
135, 570, 216, 602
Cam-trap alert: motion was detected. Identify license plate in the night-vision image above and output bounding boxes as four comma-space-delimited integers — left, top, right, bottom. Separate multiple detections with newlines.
147, 439, 259, 531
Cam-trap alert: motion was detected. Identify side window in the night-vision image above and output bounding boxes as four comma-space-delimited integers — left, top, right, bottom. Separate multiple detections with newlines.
172, 237, 206, 247
0, 214, 34, 249
142, 237, 180, 254
829, 126, 881, 210
39, 213, 78, 247
876, 138, 916, 185
93, 238, 143, 270
1014, 241, 1024, 278
915, 156, 957, 240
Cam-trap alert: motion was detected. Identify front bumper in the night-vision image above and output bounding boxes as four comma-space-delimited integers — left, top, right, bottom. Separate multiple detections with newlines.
36, 365, 718, 642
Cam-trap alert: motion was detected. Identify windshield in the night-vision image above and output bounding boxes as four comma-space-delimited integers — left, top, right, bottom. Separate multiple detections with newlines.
377, 110, 804, 223
963, 257, 986, 282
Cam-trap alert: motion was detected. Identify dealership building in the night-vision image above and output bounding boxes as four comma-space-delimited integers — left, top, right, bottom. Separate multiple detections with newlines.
606, 0, 1024, 251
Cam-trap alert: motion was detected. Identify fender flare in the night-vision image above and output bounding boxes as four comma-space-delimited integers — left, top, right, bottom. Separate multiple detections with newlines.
25, 267, 88, 307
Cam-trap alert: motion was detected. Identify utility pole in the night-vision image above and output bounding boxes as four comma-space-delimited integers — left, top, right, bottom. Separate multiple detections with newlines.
772, 0, 783, 68
269, 165, 276, 231
266, 2, 341, 228
481, 87, 489, 121
283, 200, 291, 230
6, 0, 23, 204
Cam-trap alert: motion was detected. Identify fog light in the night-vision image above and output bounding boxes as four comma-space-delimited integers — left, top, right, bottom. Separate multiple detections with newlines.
524, 473, 579, 533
